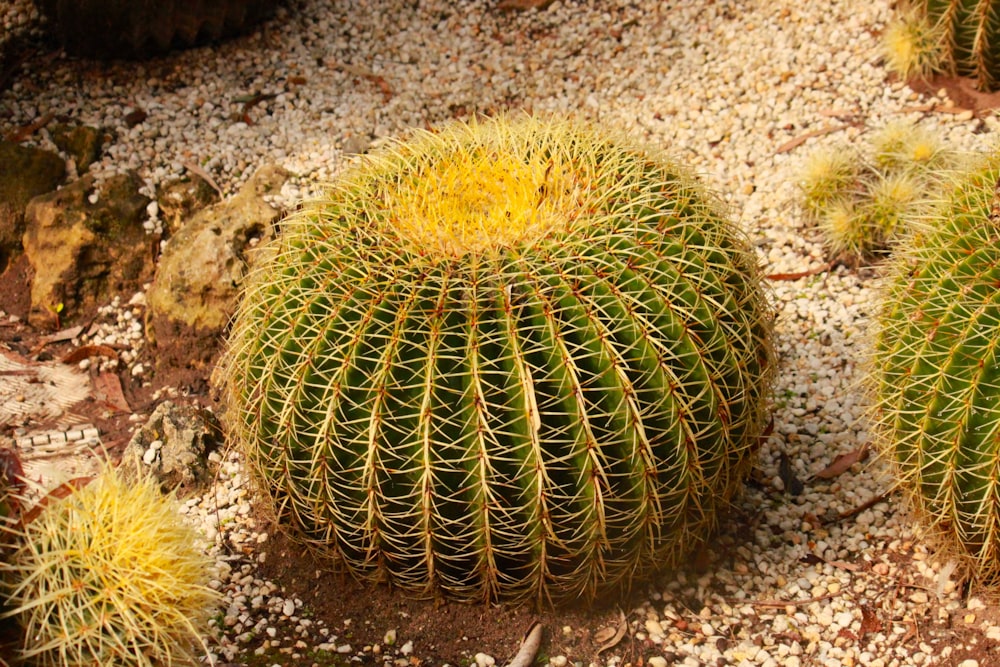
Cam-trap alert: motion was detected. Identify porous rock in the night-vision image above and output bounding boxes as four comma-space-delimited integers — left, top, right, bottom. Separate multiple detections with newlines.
22, 171, 152, 328
146, 164, 288, 367
50, 124, 108, 173
156, 173, 220, 235
0, 140, 66, 274
119, 401, 222, 495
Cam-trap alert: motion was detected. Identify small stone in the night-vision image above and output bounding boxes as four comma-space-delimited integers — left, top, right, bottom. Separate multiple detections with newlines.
384, 629, 397, 646
400, 640, 413, 656
336, 644, 352, 654
644, 618, 665, 638
474, 652, 495, 667
648, 658, 668, 667
282, 598, 295, 617
549, 656, 568, 667
958, 660, 979, 667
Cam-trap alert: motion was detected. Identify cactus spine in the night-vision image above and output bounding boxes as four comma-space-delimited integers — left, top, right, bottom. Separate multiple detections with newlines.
2, 468, 220, 666
223, 115, 775, 605
873, 152, 1000, 587
888, 0, 1000, 91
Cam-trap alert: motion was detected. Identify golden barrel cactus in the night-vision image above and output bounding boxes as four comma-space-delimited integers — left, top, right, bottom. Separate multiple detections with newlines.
223, 115, 775, 605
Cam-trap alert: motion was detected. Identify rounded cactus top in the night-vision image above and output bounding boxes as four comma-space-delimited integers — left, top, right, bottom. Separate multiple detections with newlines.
294, 115, 729, 263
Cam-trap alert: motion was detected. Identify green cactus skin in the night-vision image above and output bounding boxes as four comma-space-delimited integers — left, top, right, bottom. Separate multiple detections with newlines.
223, 116, 775, 606
896, 0, 1000, 90
873, 154, 1000, 587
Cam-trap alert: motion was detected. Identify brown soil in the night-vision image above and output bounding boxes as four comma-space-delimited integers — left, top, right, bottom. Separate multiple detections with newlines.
907, 73, 1000, 113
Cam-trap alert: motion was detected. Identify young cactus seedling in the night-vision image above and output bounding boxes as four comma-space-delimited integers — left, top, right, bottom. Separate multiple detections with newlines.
882, 7, 947, 83
799, 147, 863, 219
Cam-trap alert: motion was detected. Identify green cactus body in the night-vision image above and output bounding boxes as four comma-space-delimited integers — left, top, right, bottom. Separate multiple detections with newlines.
895, 0, 1000, 90
874, 154, 1000, 586
224, 116, 774, 605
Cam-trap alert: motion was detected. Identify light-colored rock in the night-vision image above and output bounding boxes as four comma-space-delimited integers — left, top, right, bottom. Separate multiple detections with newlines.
22, 171, 151, 328
146, 164, 287, 364
119, 401, 222, 494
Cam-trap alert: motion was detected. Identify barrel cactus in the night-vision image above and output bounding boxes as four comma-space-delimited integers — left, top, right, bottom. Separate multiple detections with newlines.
2, 468, 220, 666
35, 0, 280, 59
223, 115, 775, 605
872, 152, 1000, 588
886, 0, 1000, 91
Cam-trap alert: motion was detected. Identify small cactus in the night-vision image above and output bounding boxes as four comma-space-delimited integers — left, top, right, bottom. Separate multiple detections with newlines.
882, 5, 948, 83
872, 152, 1000, 588
1, 467, 220, 666
870, 121, 954, 175
796, 122, 957, 265
798, 147, 862, 219
223, 115, 775, 605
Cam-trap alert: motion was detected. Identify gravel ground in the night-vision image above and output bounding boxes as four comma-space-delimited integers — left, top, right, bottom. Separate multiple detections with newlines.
4, 1, 1000, 666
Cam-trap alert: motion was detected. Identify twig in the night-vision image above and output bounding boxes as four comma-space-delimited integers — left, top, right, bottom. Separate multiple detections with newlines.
822, 489, 892, 525
775, 124, 854, 154
752, 593, 838, 608
503, 622, 543, 667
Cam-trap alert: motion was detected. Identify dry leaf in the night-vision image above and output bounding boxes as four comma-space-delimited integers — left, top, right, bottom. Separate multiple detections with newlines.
4, 111, 54, 143
92, 372, 131, 413
595, 609, 628, 654
814, 445, 869, 480
32, 325, 86, 354
181, 161, 224, 197
775, 124, 851, 154
21, 476, 93, 524
859, 605, 882, 639
61, 344, 119, 365
779, 452, 803, 496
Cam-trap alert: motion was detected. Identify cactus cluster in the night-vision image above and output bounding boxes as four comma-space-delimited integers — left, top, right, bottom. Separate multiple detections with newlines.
872, 152, 1000, 588
797, 122, 958, 265
223, 115, 775, 605
885, 0, 1000, 91
1, 468, 220, 667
